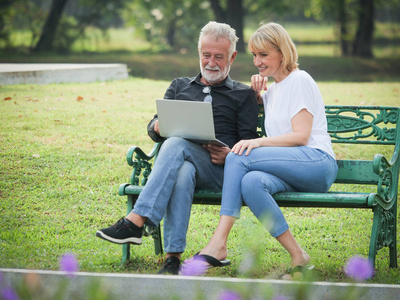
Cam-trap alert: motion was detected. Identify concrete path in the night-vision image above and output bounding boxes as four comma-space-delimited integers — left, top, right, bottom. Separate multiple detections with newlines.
1, 268, 400, 300
0, 63, 128, 85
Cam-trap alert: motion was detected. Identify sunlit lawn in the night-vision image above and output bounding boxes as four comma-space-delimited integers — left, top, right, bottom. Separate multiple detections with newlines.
1, 79, 399, 285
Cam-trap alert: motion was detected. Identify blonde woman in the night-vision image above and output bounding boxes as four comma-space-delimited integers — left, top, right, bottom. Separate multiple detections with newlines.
185, 22, 338, 279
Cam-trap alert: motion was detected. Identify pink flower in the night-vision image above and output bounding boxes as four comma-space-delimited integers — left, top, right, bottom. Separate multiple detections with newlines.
59, 253, 79, 278
181, 256, 208, 276
344, 256, 374, 281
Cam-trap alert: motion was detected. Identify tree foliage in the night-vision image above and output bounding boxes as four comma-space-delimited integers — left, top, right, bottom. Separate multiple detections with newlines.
1, 0, 130, 53
1, 0, 399, 55
122, 0, 213, 52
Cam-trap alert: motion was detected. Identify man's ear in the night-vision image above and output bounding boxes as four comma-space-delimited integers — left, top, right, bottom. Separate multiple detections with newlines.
230, 51, 238, 64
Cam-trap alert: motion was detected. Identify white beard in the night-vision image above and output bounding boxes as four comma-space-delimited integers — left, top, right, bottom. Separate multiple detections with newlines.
200, 62, 231, 84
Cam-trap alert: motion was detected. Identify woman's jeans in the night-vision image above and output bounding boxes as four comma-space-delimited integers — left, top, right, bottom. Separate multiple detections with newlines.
220, 146, 338, 237
132, 137, 224, 253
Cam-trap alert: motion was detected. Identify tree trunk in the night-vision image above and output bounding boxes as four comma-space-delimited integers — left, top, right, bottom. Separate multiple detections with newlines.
352, 0, 375, 58
33, 0, 69, 53
208, 0, 245, 53
0, 0, 14, 42
209, 0, 227, 23
338, 0, 350, 56
227, 0, 245, 53
166, 19, 176, 48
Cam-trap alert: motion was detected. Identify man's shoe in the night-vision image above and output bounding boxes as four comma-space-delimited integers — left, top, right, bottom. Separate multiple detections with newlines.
157, 256, 181, 275
96, 217, 143, 245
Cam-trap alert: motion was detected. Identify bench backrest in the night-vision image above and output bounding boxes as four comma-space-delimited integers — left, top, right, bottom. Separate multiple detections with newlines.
257, 105, 400, 185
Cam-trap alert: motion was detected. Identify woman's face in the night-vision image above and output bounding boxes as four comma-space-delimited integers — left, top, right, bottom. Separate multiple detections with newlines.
251, 42, 285, 82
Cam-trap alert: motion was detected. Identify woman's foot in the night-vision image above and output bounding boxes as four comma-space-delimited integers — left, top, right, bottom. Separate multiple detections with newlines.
281, 249, 312, 280
290, 248, 311, 268
197, 242, 228, 262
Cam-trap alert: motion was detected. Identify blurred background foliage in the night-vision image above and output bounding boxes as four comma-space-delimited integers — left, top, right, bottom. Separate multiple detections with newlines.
0, 0, 399, 57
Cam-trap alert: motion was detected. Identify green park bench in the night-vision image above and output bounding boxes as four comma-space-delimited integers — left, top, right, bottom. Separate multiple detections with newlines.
118, 105, 400, 269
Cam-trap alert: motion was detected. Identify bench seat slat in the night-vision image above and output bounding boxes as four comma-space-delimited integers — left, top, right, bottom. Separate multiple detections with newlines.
121, 184, 371, 209
191, 191, 371, 208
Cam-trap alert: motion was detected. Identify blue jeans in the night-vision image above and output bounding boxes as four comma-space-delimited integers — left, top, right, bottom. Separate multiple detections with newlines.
220, 146, 338, 237
132, 137, 224, 253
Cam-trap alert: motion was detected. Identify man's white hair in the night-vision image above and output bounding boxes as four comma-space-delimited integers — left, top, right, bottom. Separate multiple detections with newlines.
198, 21, 238, 57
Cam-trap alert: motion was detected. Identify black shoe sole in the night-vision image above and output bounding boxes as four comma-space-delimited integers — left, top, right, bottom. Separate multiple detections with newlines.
96, 231, 142, 245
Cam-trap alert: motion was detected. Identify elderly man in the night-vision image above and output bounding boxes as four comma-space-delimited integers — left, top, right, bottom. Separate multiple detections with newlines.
96, 21, 259, 275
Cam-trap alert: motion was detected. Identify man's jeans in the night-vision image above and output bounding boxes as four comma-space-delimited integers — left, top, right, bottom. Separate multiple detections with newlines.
220, 146, 338, 237
132, 137, 224, 253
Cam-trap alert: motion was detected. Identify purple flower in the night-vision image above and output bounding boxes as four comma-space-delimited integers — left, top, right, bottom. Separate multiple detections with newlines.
1, 287, 20, 300
59, 252, 79, 278
344, 256, 374, 281
218, 290, 242, 300
181, 256, 208, 276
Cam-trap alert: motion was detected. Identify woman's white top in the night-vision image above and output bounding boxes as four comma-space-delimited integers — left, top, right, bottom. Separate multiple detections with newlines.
261, 70, 335, 159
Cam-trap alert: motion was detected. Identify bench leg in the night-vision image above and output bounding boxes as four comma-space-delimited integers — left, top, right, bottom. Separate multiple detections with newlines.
122, 194, 136, 263
369, 205, 398, 268
153, 225, 163, 255
389, 204, 398, 268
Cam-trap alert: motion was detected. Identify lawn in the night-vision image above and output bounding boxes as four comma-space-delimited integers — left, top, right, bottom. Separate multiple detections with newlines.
1, 79, 399, 285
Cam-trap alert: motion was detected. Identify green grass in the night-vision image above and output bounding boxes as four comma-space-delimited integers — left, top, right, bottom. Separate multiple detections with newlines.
1, 79, 399, 284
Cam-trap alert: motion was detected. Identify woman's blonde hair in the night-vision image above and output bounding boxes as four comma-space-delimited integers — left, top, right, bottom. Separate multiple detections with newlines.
248, 22, 298, 74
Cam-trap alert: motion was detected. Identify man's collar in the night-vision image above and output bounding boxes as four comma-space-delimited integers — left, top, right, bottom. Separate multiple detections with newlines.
191, 73, 234, 89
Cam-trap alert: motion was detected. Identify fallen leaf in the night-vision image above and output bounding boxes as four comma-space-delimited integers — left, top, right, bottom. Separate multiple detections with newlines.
3, 97, 12, 101
102, 110, 107, 113
32, 154, 40, 158
76, 96, 84, 101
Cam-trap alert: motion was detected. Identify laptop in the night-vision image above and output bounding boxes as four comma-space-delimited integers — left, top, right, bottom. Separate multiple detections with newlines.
156, 99, 228, 147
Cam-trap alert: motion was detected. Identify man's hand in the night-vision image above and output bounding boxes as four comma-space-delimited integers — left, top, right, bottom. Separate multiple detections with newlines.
203, 144, 230, 165
154, 120, 160, 134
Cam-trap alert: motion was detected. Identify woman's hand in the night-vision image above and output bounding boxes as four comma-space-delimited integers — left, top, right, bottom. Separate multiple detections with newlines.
231, 139, 262, 156
251, 74, 268, 93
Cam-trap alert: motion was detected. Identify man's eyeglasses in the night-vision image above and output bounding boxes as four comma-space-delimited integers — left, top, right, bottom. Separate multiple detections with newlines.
202, 86, 212, 103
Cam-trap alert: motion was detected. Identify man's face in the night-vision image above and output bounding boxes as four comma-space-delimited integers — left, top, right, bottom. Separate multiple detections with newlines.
199, 35, 237, 85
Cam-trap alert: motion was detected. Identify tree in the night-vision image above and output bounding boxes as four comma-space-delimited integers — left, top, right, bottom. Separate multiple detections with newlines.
33, 0, 69, 52
305, 0, 359, 57
209, 0, 245, 52
0, 0, 14, 45
352, 0, 375, 58
123, 0, 213, 52
338, 0, 351, 56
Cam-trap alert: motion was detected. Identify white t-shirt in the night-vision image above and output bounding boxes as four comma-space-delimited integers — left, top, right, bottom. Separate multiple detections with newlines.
261, 70, 335, 159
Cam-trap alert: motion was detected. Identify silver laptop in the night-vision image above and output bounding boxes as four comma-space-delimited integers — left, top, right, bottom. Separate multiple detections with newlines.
156, 99, 228, 147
